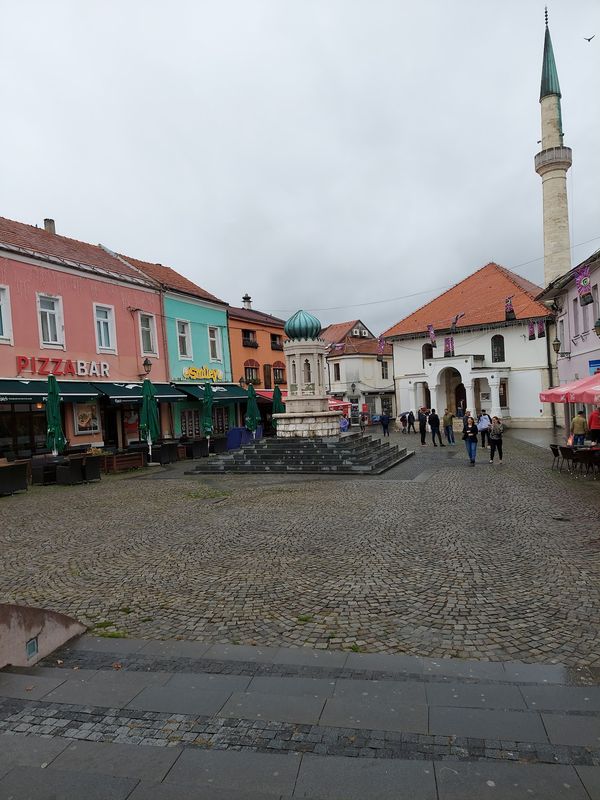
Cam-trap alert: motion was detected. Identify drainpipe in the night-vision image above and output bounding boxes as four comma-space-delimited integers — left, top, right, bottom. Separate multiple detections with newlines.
545, 318, 557, 429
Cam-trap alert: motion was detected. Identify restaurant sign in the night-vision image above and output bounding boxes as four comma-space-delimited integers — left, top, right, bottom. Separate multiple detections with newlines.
182, 366, 223, 381
16, 355, 110, 378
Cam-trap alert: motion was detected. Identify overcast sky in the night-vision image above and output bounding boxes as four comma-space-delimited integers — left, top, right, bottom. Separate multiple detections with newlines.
2, 1, 599, 333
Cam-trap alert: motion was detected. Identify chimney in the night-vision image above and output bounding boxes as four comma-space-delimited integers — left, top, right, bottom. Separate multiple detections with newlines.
44, 218, 56, 235
242, 293, 252, 310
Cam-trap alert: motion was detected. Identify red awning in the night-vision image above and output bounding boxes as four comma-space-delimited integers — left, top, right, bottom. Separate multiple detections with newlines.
255, 389, 288, 401
328, 398, 351, 411
540, 373, 600, 404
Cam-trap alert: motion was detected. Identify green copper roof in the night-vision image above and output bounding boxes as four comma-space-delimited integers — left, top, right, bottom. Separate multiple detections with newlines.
540, 25, 561, 100
284, 309, 322, 340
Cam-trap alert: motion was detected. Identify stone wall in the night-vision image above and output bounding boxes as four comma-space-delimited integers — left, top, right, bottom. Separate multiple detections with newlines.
274, 411, 341, 438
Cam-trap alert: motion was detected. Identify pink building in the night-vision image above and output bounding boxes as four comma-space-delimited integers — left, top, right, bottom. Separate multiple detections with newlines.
0, 216, 181, 456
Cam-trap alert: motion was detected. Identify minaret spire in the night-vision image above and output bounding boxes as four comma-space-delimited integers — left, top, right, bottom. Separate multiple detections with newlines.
534, 12, 572, 285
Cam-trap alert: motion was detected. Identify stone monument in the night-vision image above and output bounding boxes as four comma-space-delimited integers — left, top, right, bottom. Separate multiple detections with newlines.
272, 309, 342, 438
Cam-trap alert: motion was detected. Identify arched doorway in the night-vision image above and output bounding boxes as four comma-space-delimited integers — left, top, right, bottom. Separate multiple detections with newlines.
438, 367, 463, 414
455, 383, 466, 415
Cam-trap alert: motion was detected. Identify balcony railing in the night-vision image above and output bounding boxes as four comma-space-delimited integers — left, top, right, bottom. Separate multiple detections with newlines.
534, 146, 572, 172
274, 377, 286, 385
242, 339, 259, 348
271, 342, 284, 350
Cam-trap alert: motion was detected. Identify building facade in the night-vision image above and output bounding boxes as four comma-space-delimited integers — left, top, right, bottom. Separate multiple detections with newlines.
228, 294, 287, 393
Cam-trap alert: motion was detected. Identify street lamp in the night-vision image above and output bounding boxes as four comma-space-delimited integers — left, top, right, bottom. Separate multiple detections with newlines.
594, 318, 600, 338
552, 337, 561, 354
142, 357, 152, 375
238, 377, 246, 388
351, 382, 356, 394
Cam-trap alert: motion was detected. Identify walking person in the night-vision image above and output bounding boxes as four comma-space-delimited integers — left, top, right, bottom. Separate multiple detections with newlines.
359, 413, 367, 434
443, 408, 455, 445
570, 410, 588, 447
463, 416, 478, 465
418, 408, 428, 446
428, 408, 445, 447
380, 412, 390, 437
407, 410, 416, 434
478, 409, 492, 449
588, 407, 600, 444
400, 413, 408, 434
488, 416, 504, 463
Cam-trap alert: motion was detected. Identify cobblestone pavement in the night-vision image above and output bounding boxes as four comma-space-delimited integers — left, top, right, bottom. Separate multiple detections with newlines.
1, 433, 600, 665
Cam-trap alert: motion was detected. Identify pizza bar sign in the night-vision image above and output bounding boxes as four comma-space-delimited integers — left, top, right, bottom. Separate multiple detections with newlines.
16, 356, 110, 378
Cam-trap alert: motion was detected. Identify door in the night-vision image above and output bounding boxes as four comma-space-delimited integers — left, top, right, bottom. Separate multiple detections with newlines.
263, 364, 272, 390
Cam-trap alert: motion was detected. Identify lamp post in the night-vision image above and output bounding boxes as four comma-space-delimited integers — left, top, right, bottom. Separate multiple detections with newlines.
552, 337, 570, 358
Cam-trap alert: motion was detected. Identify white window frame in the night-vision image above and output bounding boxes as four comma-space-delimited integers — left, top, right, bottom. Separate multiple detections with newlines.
93, 303, 117, 354
0, 285, 14, 345
37, 292, 65, 349
176, 319, 193, 360
381, 360, 389, 380
73, 402, 101, 435
208, 326, 223, 362
138, 312, 158, 357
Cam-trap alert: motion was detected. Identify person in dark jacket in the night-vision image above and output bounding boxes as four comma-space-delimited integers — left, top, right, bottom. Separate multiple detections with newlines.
380, 413, 390, 437
407, 410, 416, 433
488, 416, 504, 463
428, 409, 445, 447
463, 416, 478, 465
418, 408, 428, 445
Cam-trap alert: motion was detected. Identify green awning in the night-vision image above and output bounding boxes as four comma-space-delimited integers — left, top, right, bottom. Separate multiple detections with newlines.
92, 382, 187, 404
175, 382, 248, 402
0, 379, 100, 404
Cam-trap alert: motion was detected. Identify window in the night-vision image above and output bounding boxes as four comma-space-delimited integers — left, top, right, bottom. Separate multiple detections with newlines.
381, 396, 393, 416
593, 285, 599, 322
582, 298, 590, 332
422, 343, 433, 366
0, 286, 13, 343
303, 359, 312, 383
177, 320, 192, 359
361, 330, 369, 337
270, 333, 283, 350
381, 360, 389, 380
73, 402, 100, 434
558, 319, 565, 351
93, 304, 116, 353
334, 363, 341, 381
491, 334, 505, 363
273, 361, 285, 384
242, 329, 258, 347
139, 313, 157, 355
244, 359, 260, 384
573, 298, 579, 335
181, 409, 201, 438
208, 326, 222, 361
291, 360, 297, 384
38, 294, 64, 347
499, 379, 508, 408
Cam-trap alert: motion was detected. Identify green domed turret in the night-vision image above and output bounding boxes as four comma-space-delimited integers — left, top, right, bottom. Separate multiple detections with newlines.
284, 309, 322, 340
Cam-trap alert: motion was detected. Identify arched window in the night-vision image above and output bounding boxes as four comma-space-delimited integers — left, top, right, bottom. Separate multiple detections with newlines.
291, 360, 297, 384
491, 334, 505, 363
273, 361, 285, 385
243, 359, 260, 383
422, 343, 433, 366
303, 359, 312, 383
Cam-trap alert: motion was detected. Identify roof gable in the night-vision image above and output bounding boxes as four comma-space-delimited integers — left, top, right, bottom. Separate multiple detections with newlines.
383, 263, 549, 338
228, 306, 286, 327
119, 254, 226, 305
321, 319, 373, 343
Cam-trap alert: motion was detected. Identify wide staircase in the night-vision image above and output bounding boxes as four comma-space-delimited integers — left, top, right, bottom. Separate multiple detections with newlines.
186, 432, 413, 476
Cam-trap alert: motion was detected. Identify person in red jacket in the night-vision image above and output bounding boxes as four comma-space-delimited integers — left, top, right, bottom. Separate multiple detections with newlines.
589, 407, 600, 444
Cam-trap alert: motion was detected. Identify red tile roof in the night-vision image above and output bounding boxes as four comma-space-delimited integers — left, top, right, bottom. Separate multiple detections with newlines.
119, 255, 226, 304
0, 216, 150, 283
321, 320, 375, 343
328, 338, 392, 356
383, 263, 549, 338
228, 306, 286, 327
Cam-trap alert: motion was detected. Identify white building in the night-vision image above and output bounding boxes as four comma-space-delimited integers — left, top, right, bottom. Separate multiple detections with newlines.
383, 263, 555, 428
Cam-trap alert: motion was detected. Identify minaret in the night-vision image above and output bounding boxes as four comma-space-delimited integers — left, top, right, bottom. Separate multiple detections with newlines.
534, 9, 572, 286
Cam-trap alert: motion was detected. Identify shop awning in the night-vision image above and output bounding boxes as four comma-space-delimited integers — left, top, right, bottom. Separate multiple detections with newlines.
92, 382, 187, 404
256, 389, 288, 401
0, 379, 100, 404
540, 373, 600, 404
174, 383, 249, 402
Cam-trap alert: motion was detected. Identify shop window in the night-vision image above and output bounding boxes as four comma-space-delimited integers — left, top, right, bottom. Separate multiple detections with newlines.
499, 380, 508, 408
303, 359, 312, 383
422, 343, 433, 366
334, 363, 341, 381
0, 285, 13, 343
177, 320, 192, 359
208, 326, 222, 361
381, 396, 393, 416
37, 293, 64, 348
139, 313, 158, 356
273, 362, 285, 385
181, 409, 201, 438
242, 329, 258, 348
212, 406, 230, 435
381, 361, 389, 380
73, 402, 100, 435
491, 334, 505, 363
94, 304, 116, 353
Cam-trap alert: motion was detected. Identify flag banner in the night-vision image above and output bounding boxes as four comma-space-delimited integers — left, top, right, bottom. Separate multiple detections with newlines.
444, 336, 454, 356
528, 321, 535, 341
537, 320, 546, 338
505, 296, 516, 320
576, 264, 594, 306
377, 335, 385, 354
427, 324, 437, 347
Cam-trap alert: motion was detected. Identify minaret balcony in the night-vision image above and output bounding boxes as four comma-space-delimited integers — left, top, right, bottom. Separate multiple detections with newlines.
535, 146, 572, 174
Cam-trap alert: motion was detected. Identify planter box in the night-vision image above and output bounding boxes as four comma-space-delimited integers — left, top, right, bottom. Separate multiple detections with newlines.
102, 452, 146, 473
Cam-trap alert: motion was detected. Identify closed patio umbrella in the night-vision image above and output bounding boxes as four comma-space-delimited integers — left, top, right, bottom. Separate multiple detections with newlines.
201, 382, 213, 450
271, 385, 285, 428
45, 375, 66, 456
245, 384, 261, 437
139, 379, 160, 462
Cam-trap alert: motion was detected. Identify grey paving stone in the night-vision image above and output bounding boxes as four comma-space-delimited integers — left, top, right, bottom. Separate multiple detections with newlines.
320, 696, 428, 733
43, 676, 149, 708
426, 682, 527, 710
0, 672, 67, 700
221, 691, 326, 725
543, 713, 600, 747
522, 685, 600, 712
129, 783, 282, 800
137, 639, 213, 659
0, 765, 138, 799
575, 766, 600, 799
165, 672, 251, 692
63, 636, 149, 654
333, 678, 426, 704
165, 748, 301, 795
247, 676, 336, 697
4, 666, 99, 680
203, 644, 280, 663
92, 670, 172, 688
294, 753, 437, 799
49, 739, 182, 782
344, 652, 424, 674
273, 647, 349, 669
435, 761, 588, 799
0, 733, 70, 778
502, 662, 569, 684
429, 707, 547, 742
127, 684, 233, 715
422, 658, 506, 681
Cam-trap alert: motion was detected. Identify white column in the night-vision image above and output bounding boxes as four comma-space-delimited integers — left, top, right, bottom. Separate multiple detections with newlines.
429, 385, 439, 413
489, 380, 501, 418
464, 382, 476, 415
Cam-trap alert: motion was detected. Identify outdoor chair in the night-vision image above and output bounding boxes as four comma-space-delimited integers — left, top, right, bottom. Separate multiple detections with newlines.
549, 444, 560, 470
558, 446, 575, 474
0, 462, 28, 496
83, 455, 102, 482
571, 449, 588, 478
56, 458, 85, 486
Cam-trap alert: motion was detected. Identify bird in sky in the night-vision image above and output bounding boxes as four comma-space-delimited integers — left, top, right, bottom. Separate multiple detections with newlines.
584, 34, 595, 42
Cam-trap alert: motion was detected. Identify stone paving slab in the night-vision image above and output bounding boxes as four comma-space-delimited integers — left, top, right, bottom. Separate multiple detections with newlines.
164, 748, 301, 796
204, 644, 281, 663
165, 672, 252, 693
221, 690, 326, 725
575, 765, 600, 799
0, 765, 138, 800
543, 713, 600, 747
344, 652, 425, 675
138, 640, 213, 659
49, 738, 181, 782
63, 637, 150, 655
332, 678, 427, 704
273, 648, 349, 669
42, 675, 153, 709
0, 672, 66, 700
522, 685, 600, 712
422, 659, 507, 681
320, 696, 428, 733
247, 676, 336, 697
503, 662, 570, 684
129, 783, 291, 800
425, 682, 527, 710
0, 732, 69, 780
294, 753, 437, 800
434, 761, 589, 799
126, 684, 233, 715
429, 707, 547, 742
